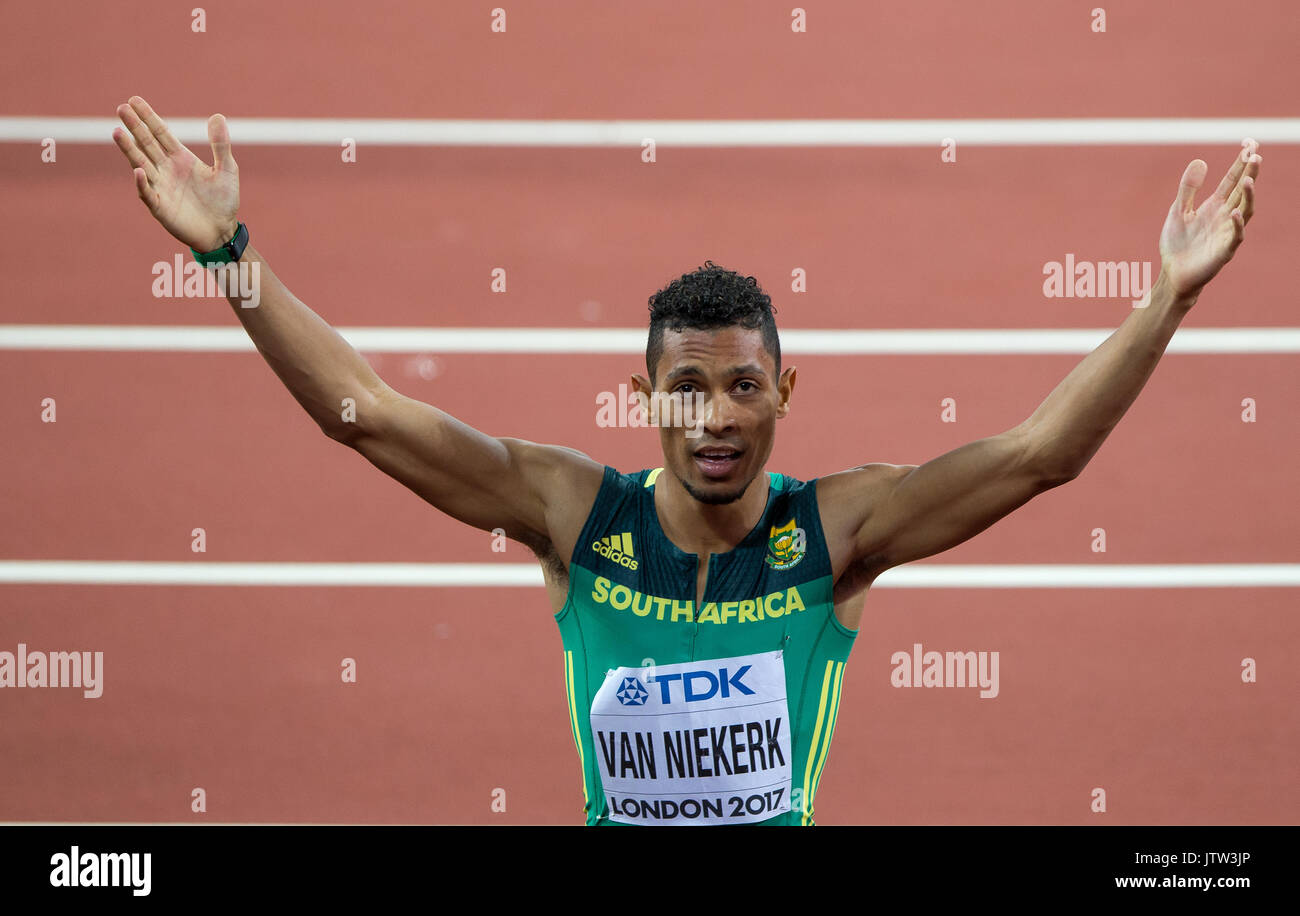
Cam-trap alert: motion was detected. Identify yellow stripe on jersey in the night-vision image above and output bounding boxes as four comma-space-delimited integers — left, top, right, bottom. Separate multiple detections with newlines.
801, 660, 835, 826
809, 662, 846, 818
564, 651, 588, 810
644, 467, 664, 487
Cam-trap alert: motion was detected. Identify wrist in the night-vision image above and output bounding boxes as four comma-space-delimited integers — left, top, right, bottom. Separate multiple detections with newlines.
1153, 266, 1199, 313
195, 221, 239, 253
191, 221, 249, 265
215, 220, 239, 249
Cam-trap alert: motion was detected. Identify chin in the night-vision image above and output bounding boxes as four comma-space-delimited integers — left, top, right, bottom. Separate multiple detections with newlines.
681, 473, 753, 506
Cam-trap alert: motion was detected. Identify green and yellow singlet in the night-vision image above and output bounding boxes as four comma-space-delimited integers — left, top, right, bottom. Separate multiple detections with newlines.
555, 466, 857, 825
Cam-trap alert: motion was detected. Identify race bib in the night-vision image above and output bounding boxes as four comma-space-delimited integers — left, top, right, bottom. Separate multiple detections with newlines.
590, 650, 792, 825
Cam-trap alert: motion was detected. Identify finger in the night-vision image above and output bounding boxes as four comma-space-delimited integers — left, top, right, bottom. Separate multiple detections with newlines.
1234, 175, 1256, 225
128, 95, 182, 155
117, 101, 167, 166
1173, 159, 1207, 214
1228, 208, 1245, 254
1208, 138, 1256, 205
134, 167, 159, 211
207, 114, 236, 171
1225, 154, 1261, 213
112, 126, 157, 179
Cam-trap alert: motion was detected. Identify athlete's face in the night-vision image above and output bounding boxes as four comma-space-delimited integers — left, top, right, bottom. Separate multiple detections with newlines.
633, 327, 795, 505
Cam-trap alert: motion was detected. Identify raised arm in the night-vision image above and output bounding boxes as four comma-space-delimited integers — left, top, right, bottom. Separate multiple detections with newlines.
822, 142, 1262, 575
113, 96, 603, 553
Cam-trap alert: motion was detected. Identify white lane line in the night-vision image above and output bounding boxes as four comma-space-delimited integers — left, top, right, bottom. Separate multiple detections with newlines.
3, 117, 1298, 146
3, 326, 1300, 354
0, 562, 1296, 588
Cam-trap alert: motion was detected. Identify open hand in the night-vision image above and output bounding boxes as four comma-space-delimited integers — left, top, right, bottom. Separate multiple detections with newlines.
1159, 140, 1261, 298
112, 96, 240, 253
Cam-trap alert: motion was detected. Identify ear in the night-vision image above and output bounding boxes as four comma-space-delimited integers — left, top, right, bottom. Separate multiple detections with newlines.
630, 372, 653, 398
630, 373, 654, 417
775, 366, 796, 419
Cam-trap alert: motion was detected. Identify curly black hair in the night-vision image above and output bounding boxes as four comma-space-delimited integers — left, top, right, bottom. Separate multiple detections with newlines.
645, 261, 780, 384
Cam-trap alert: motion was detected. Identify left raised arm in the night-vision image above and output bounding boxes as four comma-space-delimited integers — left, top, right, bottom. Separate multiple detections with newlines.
829, 141, 1261, 573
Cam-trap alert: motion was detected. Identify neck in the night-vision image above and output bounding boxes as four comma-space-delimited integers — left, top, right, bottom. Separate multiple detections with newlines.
654, 467, 770, 556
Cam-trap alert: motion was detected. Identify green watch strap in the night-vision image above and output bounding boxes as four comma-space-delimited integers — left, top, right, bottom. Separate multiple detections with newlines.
190, 222, 248, 265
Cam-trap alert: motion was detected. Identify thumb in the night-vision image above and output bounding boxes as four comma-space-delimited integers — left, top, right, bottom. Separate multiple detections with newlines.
1173, 159, 1206, 214
208, 113, 237, 171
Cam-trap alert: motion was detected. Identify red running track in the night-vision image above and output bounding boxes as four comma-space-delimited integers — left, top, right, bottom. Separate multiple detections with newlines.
1, 0, 1297, 823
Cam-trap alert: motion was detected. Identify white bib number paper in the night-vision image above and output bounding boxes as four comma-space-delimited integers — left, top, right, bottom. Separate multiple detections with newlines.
590, 650, 792, 825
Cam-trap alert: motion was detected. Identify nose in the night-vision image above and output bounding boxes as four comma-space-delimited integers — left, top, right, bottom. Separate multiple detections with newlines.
697, 391, 737, 437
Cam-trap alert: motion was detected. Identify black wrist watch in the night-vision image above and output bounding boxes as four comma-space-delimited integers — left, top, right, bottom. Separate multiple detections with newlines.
191, 222, 249, 265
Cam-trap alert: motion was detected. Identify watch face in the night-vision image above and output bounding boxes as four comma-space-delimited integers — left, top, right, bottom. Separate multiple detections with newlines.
226, 223, 247, 260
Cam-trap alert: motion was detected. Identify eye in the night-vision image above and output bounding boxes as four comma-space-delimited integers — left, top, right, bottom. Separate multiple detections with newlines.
674, 383, 696, 394
735, 380, 757, 392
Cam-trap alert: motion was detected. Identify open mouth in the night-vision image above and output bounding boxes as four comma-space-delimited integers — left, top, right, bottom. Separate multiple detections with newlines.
693, 446, 743, 479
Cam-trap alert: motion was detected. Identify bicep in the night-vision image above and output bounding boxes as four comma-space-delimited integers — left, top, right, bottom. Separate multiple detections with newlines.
852, 426, 1057, 570
345, 385, 598, 544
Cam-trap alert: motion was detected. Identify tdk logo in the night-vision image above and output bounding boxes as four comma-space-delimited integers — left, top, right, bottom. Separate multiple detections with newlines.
655, 665, 754, 705
615, 676, 649, 706
593, 533, 638, 570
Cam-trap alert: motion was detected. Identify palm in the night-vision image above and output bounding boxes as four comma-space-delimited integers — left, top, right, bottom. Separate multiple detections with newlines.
1159, 143, 1261, 298
113, 96, 240, 252
149, 143, 239, 251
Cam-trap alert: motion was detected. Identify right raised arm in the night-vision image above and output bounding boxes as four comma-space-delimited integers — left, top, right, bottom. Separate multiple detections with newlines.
217, 245, 604, 548
340, 379, 605, 549
113, 96, 604, 551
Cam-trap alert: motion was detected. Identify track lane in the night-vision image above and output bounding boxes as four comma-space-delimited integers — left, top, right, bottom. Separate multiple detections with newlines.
3, 1, 1296, 120
2, 351, 1294, 563
0, 585, 1292, 824
3, 143, 1295, 329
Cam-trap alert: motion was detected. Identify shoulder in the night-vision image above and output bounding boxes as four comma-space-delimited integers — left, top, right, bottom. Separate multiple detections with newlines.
492, 441, 608, 548
813, 463, 919, 571
499, 440, 607, 495
814, 463, 917, 504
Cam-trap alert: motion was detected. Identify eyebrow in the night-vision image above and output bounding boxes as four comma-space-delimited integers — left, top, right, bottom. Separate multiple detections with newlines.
664, 363, 767, 383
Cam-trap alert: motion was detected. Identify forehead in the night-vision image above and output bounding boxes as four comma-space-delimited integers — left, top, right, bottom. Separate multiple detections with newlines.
658, 326, 773, 374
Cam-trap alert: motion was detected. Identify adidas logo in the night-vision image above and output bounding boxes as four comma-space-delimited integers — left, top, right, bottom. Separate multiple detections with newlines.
593, 532, 638, 570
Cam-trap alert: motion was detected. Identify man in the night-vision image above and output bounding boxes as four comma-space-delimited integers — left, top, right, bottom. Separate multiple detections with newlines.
112, 96, 1260, 825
